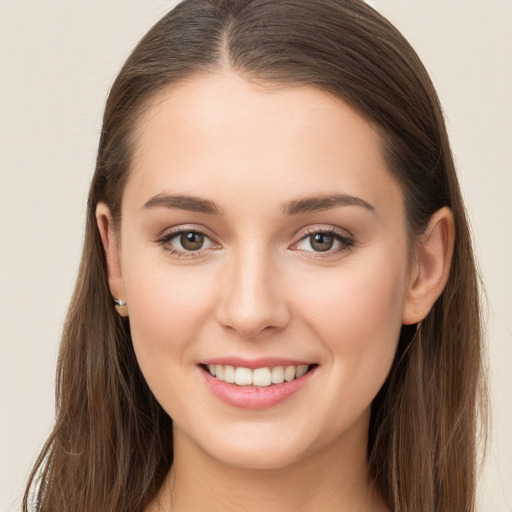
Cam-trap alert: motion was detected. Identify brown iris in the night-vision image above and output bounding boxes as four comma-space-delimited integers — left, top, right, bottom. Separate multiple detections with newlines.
310, 233, 334, 252
180, 232, 205, 251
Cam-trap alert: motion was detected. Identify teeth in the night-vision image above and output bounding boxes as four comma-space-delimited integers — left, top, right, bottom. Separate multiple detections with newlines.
284, 366, 296, 381
253, 367, 272, 387
296, 364, 308, 378
235, 367, 253, 385
206, 364, 310, 387
271, 366, 285, 384
224, 365, 235, 383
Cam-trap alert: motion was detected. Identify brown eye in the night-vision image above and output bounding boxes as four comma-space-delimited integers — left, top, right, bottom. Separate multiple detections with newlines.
157, 228, 217, 256
309, 233, 334, 252
292, 228, 354, 256
180, 232, 205, 251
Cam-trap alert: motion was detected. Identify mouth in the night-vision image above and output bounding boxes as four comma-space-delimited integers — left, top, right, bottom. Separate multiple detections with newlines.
198, 360, 318, 410
200, 363, 315, 387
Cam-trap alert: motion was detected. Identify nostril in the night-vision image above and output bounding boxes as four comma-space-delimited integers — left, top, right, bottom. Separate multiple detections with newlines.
217, 300, 291, 338
215, 263, 291, 336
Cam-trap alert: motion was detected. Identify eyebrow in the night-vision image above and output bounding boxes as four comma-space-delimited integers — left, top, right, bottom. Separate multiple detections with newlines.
141, 193, 224, 215
141, 192, 375, 216
281, 194, 375, 215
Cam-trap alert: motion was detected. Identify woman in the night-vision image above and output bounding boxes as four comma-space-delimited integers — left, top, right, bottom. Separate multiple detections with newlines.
23, 1, 486, 511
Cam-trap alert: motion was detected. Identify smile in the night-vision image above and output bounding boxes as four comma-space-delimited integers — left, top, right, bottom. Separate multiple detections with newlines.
206, 364, 310, 387
199, 361, 317, 410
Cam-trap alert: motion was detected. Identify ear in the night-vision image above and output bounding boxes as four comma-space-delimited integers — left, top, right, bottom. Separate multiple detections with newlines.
402, 207, 455, 325
96, 202, 128, 317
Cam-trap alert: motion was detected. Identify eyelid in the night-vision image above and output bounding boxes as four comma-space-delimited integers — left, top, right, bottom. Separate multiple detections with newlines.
155, 224, 221, 257
296, 224, 354, 240
155, 223, 355, 258
289, 225, 355, 255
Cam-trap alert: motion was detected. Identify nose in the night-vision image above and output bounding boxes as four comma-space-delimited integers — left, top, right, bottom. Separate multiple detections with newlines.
216, 249, 291, 338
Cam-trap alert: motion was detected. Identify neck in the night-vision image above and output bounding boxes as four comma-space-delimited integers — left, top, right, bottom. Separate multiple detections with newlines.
148, 415, 387, 512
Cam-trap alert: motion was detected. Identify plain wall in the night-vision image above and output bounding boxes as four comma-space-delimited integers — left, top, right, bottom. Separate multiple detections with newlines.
1, 1, 510, 510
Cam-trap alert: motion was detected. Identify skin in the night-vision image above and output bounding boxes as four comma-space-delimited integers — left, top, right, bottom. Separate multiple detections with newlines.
97, 71, 454, 511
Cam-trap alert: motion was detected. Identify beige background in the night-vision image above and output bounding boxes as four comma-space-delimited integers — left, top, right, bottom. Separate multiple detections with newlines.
1, 1, 510, 510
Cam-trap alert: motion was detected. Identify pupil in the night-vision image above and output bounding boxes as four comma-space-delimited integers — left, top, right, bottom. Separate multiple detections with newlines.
181, 232, 204, 251
311, 233, 334, 252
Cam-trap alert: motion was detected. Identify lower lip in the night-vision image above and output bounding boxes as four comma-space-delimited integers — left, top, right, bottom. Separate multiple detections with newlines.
200, 366, 316, 410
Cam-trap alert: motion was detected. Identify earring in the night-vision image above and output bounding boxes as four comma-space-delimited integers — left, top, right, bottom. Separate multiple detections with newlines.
113, 298, 127, 307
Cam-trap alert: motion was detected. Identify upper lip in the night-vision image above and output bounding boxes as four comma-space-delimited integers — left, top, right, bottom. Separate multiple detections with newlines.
199, 357, 315, 369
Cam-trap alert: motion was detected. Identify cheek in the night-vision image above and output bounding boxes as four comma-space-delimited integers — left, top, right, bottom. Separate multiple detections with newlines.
120, 258, 221, 422
293, 251, 408, 397
121, 255, 217, 365
301, 260, 406, 339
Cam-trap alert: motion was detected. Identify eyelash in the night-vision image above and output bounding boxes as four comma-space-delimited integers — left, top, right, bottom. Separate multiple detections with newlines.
293, 227, 355, 256
156, 227, 219, 259
156, 226, 355, 259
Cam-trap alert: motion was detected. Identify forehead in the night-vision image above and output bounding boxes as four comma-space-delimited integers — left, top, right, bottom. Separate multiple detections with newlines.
125, 71, 402, 219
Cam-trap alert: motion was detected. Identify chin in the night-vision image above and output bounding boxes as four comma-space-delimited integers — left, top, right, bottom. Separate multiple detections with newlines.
179, 413, 356, 472
174, 417, 322, 471
207, 439, 307, 470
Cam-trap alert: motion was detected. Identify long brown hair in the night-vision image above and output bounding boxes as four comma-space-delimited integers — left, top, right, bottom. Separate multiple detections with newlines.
24, 1, 486, 511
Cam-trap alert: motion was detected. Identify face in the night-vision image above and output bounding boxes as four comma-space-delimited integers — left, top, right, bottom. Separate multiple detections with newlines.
107, 72, 413, 469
